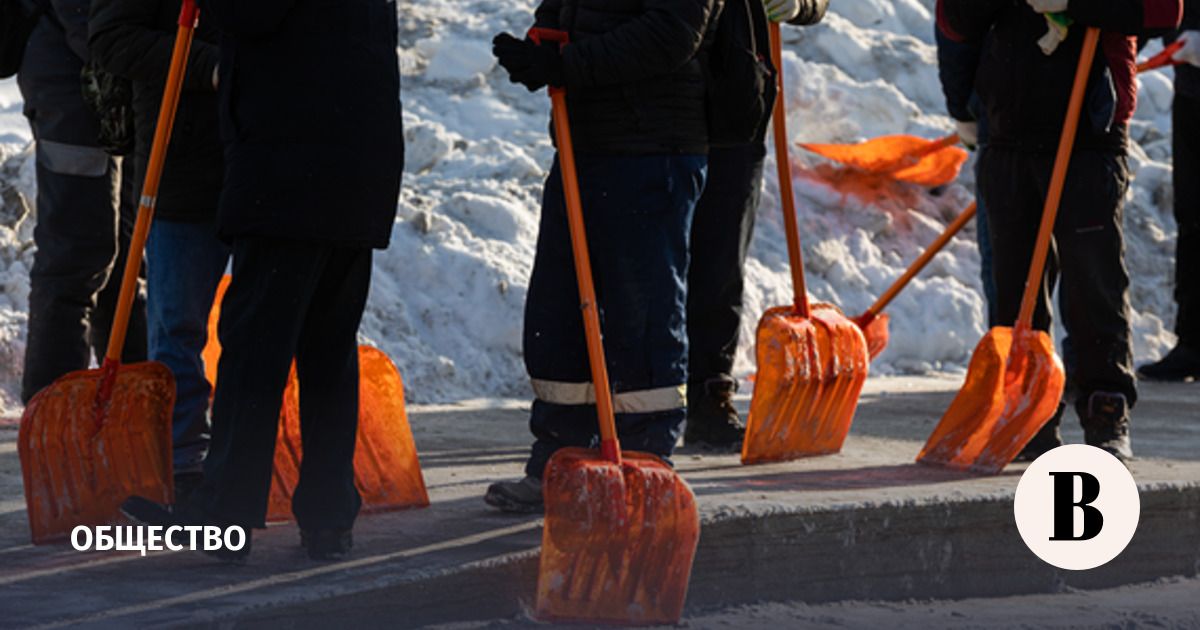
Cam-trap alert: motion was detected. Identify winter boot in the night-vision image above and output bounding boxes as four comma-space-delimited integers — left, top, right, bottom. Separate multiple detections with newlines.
684, 377, 745, 452
484, 476, 544, 514
1136, 343, 1200, 382
1079, 390, 1133, 464
1013, 401, 1065, 462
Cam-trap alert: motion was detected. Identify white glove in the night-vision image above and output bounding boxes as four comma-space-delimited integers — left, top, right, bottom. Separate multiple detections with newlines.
1027, 0, 1068, 13
1172, 30, 1200, 68
764, 0, 801, 22
956, 120, 979, 149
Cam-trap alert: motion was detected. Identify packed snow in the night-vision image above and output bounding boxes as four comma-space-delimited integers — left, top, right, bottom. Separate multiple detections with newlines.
0, 0, 1183, 416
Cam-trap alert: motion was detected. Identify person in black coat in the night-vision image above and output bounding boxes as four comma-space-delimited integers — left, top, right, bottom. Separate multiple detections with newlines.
122, 0, 404, 562
1139, 0, 1200, 381
88, 0, 231, 500
684, 0, 828, 451
16, 0, 147, 405
485, 0, 715, 513
938, 0, 1182, 463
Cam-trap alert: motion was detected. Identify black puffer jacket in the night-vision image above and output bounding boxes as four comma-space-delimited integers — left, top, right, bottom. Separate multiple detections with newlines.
534, 0, 717, 155
939, 0, 1181, 153
89, 0, 222, 222
198, 0, 403, 249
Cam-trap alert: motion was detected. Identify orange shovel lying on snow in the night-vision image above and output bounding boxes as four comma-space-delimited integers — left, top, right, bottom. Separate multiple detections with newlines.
917, 27, 1099, 473
529, 28, 700, 625
852, 202, 977, 360
741, 23, 869, 465
202, 275, 429, 522
17, 0, 200, 544
798, 132, 968, 187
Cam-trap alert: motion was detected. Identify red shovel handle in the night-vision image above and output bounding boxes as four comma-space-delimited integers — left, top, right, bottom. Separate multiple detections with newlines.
530, 27, 622, 465
769, 22, 809, 318
1137, 39, 1184, 73
95, 0, 198, 426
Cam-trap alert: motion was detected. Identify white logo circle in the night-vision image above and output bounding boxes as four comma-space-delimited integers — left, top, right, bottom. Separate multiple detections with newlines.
1013, 444, 1139, 570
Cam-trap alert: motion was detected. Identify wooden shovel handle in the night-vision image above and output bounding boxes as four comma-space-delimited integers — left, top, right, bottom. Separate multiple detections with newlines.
532, 28, 622, 465
104, 0, 199, 366
1016, 27, 1099, 330
858, 202, 976, 325
769, 22, 809, 318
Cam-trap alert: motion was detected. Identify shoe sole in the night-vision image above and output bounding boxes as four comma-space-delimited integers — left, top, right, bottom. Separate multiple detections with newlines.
483, 490, 544, 514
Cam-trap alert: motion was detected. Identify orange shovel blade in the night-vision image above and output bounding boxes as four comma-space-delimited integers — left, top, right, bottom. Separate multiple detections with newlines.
537, 447, 700, 626
265, 347, 430, 521
19, 363, 175, 544
798, 134, 968, 187
854, 312, 890, 361
917, 327, 1065, 473
742, 303, 869, 464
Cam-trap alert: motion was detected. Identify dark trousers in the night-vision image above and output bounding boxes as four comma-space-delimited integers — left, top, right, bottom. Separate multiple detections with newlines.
20, 51, 146, 403
197, 237, 370, 530
686, 143, 765, 390
1173, 91, 1200, 347
523, 153, 706, 479
979, 146, 1136, 412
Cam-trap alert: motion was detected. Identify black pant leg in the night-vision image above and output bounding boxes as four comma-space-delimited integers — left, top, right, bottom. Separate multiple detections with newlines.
1173, 91, 1200, 346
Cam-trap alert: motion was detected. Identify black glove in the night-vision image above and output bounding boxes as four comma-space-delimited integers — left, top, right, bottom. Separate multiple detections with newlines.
492, 32, 566, 92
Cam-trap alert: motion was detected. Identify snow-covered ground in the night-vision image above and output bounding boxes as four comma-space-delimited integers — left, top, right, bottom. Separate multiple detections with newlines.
0, 0, 1183, 416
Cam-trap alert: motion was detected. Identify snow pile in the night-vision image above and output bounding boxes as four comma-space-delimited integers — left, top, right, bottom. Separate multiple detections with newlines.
0, 0, 1182, 413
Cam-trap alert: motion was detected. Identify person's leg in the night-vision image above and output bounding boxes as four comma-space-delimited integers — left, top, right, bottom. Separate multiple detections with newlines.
1139, 91, 1200, 379
685, 143, 764, 449
91, 159, 148, 365
196, 236, 323, 529
1056, 151, 1135, 461
145, 220, 232, 483
291, 246, 371, 538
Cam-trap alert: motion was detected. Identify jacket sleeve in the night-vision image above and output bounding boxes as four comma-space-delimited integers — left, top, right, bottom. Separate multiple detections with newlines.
1067, 0, 1182, 37
533, 0, 561, 29
50, 0, 94, 61
788, 0, 828, 27
89, 0, 219, 92
935, 24, 981, 122
559, 0, 717, 88
197, 0, 299, 39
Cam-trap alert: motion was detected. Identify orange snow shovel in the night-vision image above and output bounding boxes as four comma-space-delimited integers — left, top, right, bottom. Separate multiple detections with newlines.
798, 132, 968, 187
741, 23, 869, 465
528, 28, 700, 625
17, 0, 201, 544
201, 275, 429, 522
917, 27, 1099, 473
852, 202, 977, 360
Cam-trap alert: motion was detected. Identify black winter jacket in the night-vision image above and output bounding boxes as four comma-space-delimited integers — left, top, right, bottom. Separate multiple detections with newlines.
89, 0, 222, 222
1169, 0, 1200, 100
939, 0, 1181, 153
533, 0, 717, 155
198, 0, 404, 249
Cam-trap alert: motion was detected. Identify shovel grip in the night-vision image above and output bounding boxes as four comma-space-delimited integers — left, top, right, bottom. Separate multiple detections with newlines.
528, 27, 568, 96
1015, 27, 1098, 331
768, 22, 809, 318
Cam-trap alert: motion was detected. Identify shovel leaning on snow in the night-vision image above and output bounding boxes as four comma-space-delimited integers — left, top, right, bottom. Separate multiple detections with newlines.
740, 22, 870, 465
852, 202, 977, 360
526, 27, 700, 626
917, 27, 1099, 473
202, 275, 429, 521
17, 0, 200, 543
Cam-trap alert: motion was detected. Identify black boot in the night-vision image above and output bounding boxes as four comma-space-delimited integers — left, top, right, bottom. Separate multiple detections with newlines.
684, 377, 744, 452
1013, 401, 1065, 462
1079, 390, 1133, 464
1136, 343, 1200, 382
